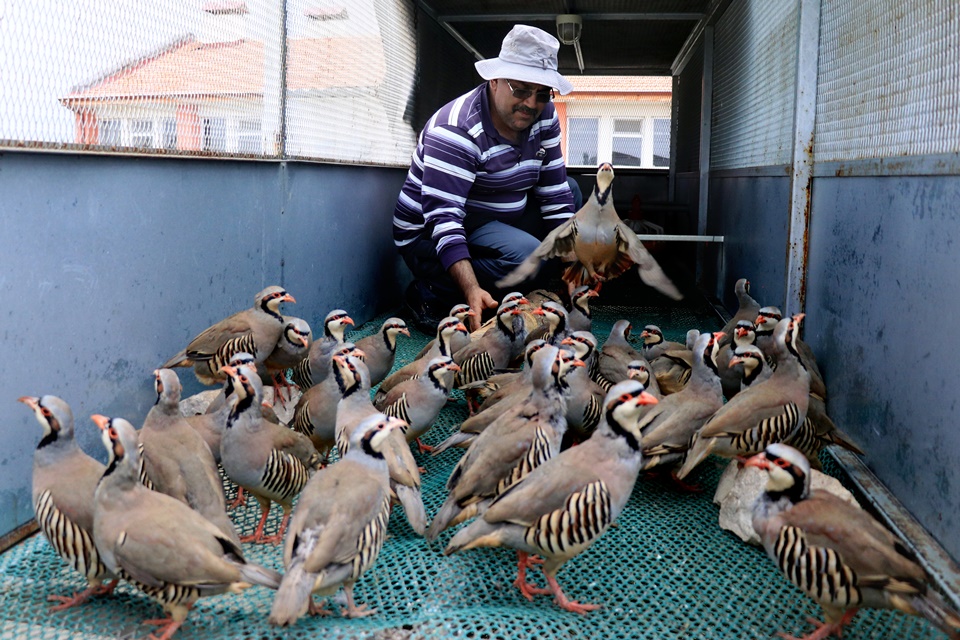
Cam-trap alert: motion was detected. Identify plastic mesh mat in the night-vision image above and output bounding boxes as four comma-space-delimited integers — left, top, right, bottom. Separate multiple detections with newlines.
0, 298, 950, 639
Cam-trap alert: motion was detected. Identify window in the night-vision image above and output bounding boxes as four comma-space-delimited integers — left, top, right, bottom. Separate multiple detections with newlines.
612, 119, 643, 167
160, 119, 177, 150
203, 118, 227, 152
131, 119, 153, 148
653, 118, 670, 167
99, 120, 121, 146
236, 119, 262, 154
568, 117, 599, 167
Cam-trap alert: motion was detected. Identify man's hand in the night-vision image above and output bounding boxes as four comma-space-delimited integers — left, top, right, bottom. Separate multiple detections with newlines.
448, 259, 498, 332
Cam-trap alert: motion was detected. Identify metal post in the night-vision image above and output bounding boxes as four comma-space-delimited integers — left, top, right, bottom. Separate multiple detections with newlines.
785, 0, 821, 314
696, 26, 714, 289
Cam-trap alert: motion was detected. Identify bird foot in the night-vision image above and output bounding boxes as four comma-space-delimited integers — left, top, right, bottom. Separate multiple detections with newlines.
416, 439, 434, 454
342, 603, 377, 619
47, 578, 119, 611
227, 488, 247, 510
554, 596, 602, 615
669, 470, 704, 493
775, 620, 842, 640
418, 466, 427, 475
522, 555, 544, 568
307, 598, 333, 617
240, 530, 281, 544
142, 616, 185, 640
513, 579, 549, 601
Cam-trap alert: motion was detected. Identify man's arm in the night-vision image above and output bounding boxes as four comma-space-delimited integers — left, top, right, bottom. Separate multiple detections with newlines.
448, 259, 497, 332
533, 109, 575, 230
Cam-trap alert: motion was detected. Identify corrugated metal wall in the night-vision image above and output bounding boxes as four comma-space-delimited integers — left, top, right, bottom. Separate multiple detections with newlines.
711, 0, 798, 170
698, 0, 960, 562
0, 152, 406, 534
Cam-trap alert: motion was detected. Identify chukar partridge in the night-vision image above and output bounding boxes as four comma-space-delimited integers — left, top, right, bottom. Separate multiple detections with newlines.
139, 369, 239, 545
525, 301, 572, 346
19, 395, 118, 610
92, 415, 281, 639
453, 299, 528, 389
427, 345, 583, 541
558, 332, 606, 444
380, 356, 461, 453
220, 363, 320, 543
374, 316, 468, 407
162, 285, 295, 385
719, 277, 761, 342
677, 315, 811, 480
290, 309, 353, 390
268, 414, 404, 625
717, 319, 758, 399
333, 354, 428, 536
567, 286, 598, 333
412, 303, 474, 361
640, 325, 687, 361
497, 163, 682, 300
596, 320, 661, 396
444, 379, 658, 613
354, 317, 410, 387
746, 444, 960, 640
261, 316, 312, 401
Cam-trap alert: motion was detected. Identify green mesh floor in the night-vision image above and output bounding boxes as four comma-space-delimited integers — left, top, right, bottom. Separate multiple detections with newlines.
0, 298, 949, 639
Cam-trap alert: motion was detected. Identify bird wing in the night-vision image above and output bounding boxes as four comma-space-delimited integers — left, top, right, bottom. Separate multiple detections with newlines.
483, 453, 602, 526
184, 310, 255, 361
110, 497, 242, 588
615, 223, 683, 300
778, 493, 927, 589
496, 219, 579, 288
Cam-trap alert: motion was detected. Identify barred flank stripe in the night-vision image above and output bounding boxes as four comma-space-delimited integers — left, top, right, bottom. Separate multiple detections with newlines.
524, 480, 612, 556
212, 334, 257, 376
136, 444, 156, 491
595, 373, 614, 393
290, 359, 312, 390
455, 352, 495, 388
732, 402, 801, 452
784, 418, 819, 459
352, 496, 391, 579
775, 526, 861, 608
496, 425, 553, 496
291, 401, 314, 437
120, 567, 202, 609
261, 450, 309, 503
383, 394, 411, 433
582, 396, 603, 433
35, 490, 107, 581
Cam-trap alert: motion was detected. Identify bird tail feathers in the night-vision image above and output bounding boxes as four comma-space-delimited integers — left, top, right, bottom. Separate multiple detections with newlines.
395, 484, 427, 536
444, 518, 502, 555
676, 436, 713, 480
161, 349, 190, 369
496, 256, 543, 289
905, 591, 960, 640
240, 561, 283, 590
425, 496, 461, 542
268, 562, 316, 626
431, 431, 474, 456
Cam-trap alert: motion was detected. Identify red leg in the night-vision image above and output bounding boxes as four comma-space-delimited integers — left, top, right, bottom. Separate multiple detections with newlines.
142, 615, 186, 640
544, 574, 601, 615
341, 584, 377, 618
227, 486, 247, 510
258, 511, 290, 545
512, 552, 547, 601
47, 578, 119, 611
239, 503, 272, 543
669, 469, 703, 493
416, 438, 434, 454
307, 598, 333, 617
776, 609, 859, 640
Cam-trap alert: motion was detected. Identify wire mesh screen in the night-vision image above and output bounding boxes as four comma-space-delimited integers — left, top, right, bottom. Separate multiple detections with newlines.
711, 0, 799, 170
815, 0, 960, 163
0, 0, 418, 166
556, 76, 673, 170
0, 303, 951, 639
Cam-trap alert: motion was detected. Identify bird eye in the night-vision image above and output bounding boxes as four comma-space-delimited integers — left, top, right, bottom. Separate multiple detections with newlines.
774, 457, 790, 468
239, 375, 248, 383
108, 427, 118, 439
41, 407, 52, 417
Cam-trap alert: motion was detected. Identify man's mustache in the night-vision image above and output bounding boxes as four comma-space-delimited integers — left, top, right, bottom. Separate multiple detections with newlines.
513, 105, 537, 116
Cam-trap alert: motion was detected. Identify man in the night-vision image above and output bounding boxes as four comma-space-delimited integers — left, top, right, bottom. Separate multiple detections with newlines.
393, 25, 581, 332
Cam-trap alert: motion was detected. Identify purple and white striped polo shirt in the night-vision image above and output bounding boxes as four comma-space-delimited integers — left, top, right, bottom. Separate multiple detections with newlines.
392, 83, 574, 270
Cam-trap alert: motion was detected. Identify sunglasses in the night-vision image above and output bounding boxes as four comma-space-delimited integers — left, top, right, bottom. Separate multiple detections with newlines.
505, 80, 554, 103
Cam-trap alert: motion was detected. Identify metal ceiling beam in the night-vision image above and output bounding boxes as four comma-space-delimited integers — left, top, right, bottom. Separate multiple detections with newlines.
671, 0, 734, 75
440, 13, 704, 22
416, 1, 484, 61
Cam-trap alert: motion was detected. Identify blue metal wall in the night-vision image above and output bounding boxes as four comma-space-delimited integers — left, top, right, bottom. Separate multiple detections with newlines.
806, 173, 960, 561
0, 151, 406, 534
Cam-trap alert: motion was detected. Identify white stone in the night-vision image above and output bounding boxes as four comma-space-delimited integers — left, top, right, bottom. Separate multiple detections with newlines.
714, 459, 861, 545
179, 389, 220, 416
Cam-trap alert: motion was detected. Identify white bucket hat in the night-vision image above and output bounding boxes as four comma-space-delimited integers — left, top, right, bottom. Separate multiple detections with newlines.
475, 25, 573, 95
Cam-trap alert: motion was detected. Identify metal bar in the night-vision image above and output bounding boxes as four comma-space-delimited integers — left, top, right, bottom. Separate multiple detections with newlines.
814, 152, 960, 178
440, 13, 704, 23
671, 0, 734, 75
634, 234, 724, 242
696, 26, 714, 289
416, 1, 484, 61
784, 0, 822, 315
828, 448, 960, 612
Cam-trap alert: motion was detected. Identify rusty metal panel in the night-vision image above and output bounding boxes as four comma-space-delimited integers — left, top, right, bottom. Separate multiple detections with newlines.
816, 0, 960, 162
711, 0, 799, 169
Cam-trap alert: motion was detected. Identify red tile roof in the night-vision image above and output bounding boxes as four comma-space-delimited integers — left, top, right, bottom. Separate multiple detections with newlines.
63, 36, 384, 102
564, 75, 672, 93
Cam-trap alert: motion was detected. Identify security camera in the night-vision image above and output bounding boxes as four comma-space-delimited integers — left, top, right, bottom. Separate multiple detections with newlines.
556, 14, 582, 45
